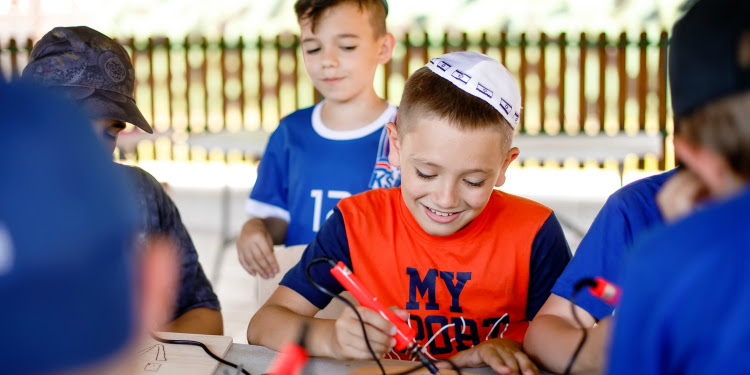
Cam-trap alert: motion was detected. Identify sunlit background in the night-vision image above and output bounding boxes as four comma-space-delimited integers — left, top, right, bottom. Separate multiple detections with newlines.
3, 0, 687, 39
1, 0, 690, 196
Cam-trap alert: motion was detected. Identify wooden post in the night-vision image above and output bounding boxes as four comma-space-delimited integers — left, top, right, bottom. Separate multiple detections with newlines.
579, 32, 587, 133
166, 37, 173, 129
658, 30, 669, 169
559, 32, 567, 133
184, 36, 191, 132
597, 33, 606, 132
238, 36, 246, 127
658, 30, 668, 133
201, 36, 209, 132
220, 36, 227, 131
275, 35, 282, 123
405, 31, 412, 78
9, 38, 18, 79
292, 34, 299, 110
480, 32, 488, 56
147, 37, 155, 128
500, 32, 507, 66
638, 32, 648, 130
519, 33, 527, 132
617, 32, 627, 131
540, 32, 547, 133
442, 31, 448, 55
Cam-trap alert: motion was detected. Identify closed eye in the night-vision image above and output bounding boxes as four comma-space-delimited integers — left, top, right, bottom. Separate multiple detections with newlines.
341, 46, 357, 51
416, 169, 435, 180
305, 48, 321, 54
464, 179, 485, 188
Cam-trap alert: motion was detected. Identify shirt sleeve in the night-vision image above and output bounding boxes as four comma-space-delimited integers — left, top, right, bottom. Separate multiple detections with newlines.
526, 212, 572, 320
136, 168, 221, 318
279, 206, 352, 309
247, 124, 290, 221
550, 195, 633, 320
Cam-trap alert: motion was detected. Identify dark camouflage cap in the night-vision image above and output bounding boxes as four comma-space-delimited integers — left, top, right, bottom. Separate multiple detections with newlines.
21, 26, 152, 133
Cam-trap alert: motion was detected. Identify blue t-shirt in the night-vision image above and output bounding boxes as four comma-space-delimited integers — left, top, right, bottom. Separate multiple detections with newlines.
550, 169, 676, 319
118, 164, 220, 318
607, 185, 750, 375
246, 101, 399, 246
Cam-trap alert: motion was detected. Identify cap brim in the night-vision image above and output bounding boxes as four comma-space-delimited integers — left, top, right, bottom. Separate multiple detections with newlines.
118, 97, 153, 133
80, 92, 153, 134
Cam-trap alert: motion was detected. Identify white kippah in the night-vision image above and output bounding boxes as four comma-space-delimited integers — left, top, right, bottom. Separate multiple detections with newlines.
426, 51, 522, 129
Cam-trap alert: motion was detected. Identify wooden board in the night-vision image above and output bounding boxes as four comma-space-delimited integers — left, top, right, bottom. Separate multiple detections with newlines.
136, 332, 234, 375
348, 366, 463, 375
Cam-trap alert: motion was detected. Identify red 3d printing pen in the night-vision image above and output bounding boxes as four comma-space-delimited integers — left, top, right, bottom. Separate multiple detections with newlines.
588, 276, 622, 305
329, 261, 418, 351
266, 322, 309, 375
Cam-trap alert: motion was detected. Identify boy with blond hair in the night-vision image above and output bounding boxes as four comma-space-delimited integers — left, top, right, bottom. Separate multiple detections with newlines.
248, 51, 571, 375
237, 0, 399, 279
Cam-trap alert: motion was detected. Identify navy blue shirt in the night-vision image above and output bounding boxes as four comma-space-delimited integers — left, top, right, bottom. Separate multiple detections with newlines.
118, 164, 220, 318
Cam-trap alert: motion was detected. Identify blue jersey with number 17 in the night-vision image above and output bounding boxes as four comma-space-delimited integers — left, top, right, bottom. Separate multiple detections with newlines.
246, 101, 399, 246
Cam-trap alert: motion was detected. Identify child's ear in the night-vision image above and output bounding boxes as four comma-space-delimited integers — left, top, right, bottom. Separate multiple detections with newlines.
674, 135, 739, 197
494, 147, 520, 187
386, 122, 401, 167
377, 33, 396, 65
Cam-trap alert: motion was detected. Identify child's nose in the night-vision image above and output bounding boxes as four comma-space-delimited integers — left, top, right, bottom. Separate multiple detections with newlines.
321, 48, 339, 68
432, 182, 459, 208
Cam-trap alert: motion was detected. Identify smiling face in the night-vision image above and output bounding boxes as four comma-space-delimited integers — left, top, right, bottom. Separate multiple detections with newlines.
387, 116, 519, 236
298, 2, 393, 104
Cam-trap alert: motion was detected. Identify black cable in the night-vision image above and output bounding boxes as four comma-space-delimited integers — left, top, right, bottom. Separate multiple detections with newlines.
390, 357, 463, 375
306, 256, 462, 375
562, 278, 598, 375
306, 257, 387, 375
151, 333, 252, 375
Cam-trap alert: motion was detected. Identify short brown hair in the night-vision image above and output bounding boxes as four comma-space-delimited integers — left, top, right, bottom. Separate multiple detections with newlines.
397, 67, 516, 151
295, 0, 387, 37
676, 91, 750, 179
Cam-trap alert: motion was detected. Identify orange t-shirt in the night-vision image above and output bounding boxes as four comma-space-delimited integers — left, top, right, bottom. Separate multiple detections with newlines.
280, 187, 569, 360
336, 188, 555, 359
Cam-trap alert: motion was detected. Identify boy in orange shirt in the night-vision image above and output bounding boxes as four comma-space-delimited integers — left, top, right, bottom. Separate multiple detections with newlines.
248, 52, 571, 375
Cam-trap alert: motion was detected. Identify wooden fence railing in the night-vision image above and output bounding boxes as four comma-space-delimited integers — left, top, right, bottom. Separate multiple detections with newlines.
0, 30, 671, 170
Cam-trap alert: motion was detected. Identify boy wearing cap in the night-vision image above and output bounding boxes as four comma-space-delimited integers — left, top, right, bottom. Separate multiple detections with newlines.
236, 0, 399, 279
1, 81, 179, 375
248, 51, 571, 375
21, 26, 222, 335
606, 0, 750, 374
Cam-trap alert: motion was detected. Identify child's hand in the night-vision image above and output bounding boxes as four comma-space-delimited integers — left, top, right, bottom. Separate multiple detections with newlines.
329, 306, 409, 360
236, 218, 279, 278
438, 338, 540, 375
656, 169, 710, 222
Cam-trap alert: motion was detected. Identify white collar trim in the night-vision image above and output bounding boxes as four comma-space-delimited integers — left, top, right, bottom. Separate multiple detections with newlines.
311, 101, 397, 140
